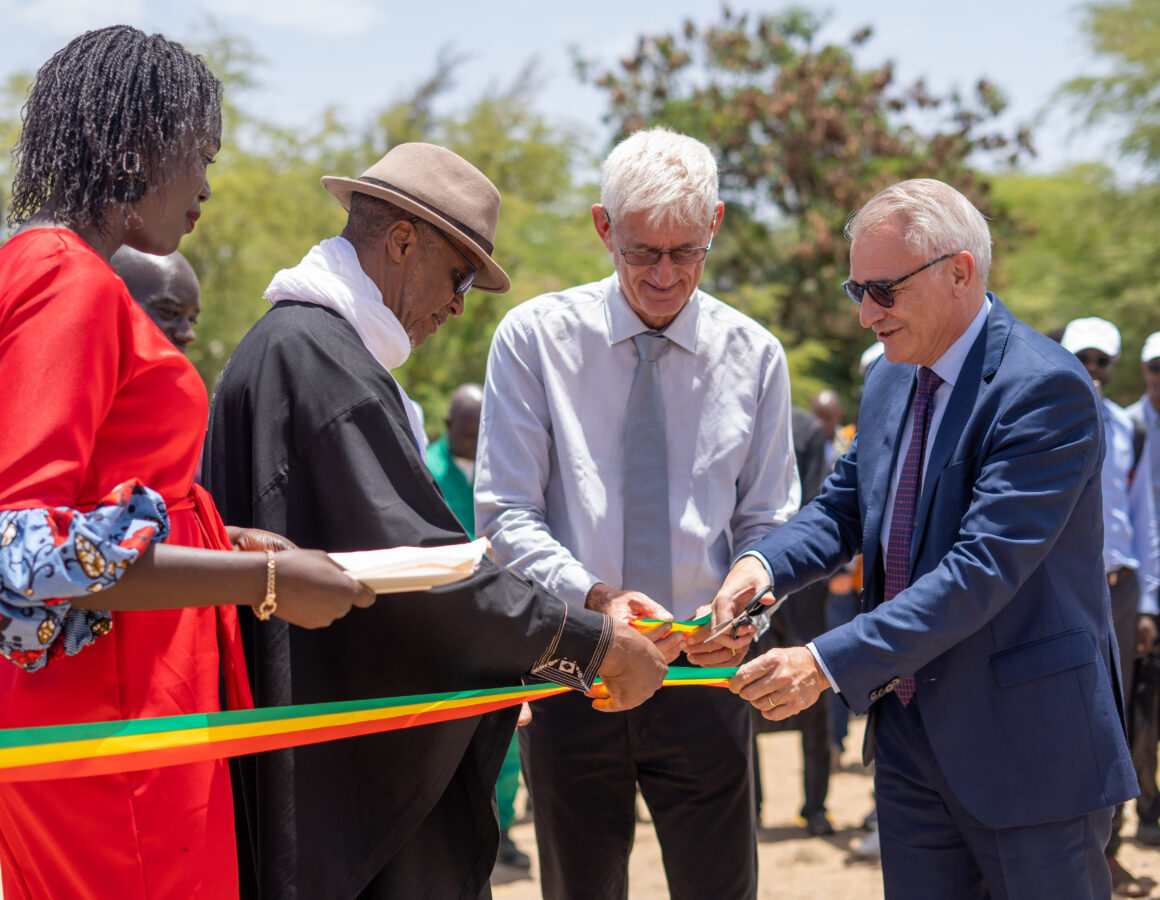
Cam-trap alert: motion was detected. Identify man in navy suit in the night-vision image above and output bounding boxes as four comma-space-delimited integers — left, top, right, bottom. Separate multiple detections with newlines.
689, 178, 1136, 897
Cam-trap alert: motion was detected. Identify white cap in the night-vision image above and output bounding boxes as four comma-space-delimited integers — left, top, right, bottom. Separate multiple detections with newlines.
859, 341, 885, 376
1060, 316, 1121, 358
1143, 331, 1160, 363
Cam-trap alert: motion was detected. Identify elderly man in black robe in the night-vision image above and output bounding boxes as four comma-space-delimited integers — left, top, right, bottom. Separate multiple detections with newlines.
204, 143, 667, 900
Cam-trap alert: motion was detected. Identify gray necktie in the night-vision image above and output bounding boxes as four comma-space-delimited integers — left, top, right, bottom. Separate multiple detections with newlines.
622, 332, 672, 606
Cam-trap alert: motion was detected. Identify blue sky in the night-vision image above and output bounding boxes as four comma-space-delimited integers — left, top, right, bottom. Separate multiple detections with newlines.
0, 0, 1112, 174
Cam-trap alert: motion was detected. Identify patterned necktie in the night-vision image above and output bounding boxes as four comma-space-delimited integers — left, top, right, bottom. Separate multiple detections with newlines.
884, 367, 942, 705
622, 332, 673, 606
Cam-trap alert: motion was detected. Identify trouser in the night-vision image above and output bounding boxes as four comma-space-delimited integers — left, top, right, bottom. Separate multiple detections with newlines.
1132, 651, 1160, 826
875, 692, 1113, 900
1107, 567, 1138, 858
752, 581, 831, 819
519, 681, 756, 900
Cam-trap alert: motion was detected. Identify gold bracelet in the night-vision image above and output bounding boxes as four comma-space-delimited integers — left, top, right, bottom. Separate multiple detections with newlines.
254, 550, 277, 621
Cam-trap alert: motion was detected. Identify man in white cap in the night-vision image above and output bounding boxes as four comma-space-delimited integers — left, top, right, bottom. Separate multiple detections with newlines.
203, 144, 666, 900
1061, 316, 1159, 896
1128, 330, 1160, 848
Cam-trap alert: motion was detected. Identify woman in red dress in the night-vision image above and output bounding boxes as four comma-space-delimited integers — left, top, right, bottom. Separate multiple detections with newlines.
0, 26, 374, 898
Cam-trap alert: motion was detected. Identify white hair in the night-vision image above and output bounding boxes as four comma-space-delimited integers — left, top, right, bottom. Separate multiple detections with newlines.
845, 179, 992, 285
600, 127, 719, 230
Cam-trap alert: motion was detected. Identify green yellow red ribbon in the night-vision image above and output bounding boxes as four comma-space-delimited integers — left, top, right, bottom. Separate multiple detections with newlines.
631, 613, 711, 634
0, 666, 736, 782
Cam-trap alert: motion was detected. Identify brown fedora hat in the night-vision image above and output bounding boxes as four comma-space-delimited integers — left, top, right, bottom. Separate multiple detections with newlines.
322, 143, 510, 293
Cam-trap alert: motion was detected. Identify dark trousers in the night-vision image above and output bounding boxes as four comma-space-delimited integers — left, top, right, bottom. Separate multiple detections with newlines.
1107, 568, 1138, 857
752, 580, 831, 819
1132, 651, 1160, 826
875, 692, 1113, 899
519, 682, 756, 900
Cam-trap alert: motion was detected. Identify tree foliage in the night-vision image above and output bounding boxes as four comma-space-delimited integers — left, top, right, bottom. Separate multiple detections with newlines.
1057, 0, 1160, 178
576, 6, 1035, 403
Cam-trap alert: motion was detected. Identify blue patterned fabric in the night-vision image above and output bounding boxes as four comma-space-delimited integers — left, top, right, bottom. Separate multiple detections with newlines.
0, 481, 170, 671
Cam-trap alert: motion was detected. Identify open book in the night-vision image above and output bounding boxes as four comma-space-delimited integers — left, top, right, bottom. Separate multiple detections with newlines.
328, 537, 489, 593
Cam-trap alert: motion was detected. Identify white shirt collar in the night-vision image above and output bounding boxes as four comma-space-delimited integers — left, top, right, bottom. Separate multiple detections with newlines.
929, 296, 991, 388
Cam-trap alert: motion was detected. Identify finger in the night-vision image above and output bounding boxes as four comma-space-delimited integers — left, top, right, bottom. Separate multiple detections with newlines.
585, 683, 611, 700
353, 583, 377, 606
517, 702, 533, 727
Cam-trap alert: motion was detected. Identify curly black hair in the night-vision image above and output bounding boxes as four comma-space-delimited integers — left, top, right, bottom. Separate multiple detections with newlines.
8, 25, 222, 232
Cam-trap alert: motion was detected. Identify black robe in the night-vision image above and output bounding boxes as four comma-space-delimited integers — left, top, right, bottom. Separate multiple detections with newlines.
204, 301, 611, 899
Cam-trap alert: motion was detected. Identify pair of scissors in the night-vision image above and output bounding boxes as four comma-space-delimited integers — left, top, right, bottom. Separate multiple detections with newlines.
702, 583, 784, 643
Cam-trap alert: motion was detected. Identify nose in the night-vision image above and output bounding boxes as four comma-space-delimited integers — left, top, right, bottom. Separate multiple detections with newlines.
651, 253, 678, 283
199, 177, 211, 203
174, 318, 196, 346
858, 297, 884, 329
449, 293, 465, 317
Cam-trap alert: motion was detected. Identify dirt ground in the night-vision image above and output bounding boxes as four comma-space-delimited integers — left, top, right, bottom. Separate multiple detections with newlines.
492, 716, 1160, 899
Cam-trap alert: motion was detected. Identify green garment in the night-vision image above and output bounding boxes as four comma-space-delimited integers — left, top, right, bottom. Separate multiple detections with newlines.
426, 434, 475, 539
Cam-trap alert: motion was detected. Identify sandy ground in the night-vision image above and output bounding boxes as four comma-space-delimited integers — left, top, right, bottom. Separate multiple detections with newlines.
492, 716, 1160, 899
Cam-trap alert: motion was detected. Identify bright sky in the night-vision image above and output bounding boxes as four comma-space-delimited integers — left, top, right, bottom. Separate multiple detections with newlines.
0, 0, 1112, 175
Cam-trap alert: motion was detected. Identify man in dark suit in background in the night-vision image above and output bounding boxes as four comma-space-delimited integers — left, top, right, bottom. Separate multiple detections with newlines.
691, 178, 1136, 897
750, 406, 833, 836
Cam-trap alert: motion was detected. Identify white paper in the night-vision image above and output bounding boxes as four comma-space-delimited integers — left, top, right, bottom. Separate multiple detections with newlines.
328, 538, 489, 593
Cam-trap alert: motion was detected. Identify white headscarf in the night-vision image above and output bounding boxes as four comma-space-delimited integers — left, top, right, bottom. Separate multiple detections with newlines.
264, 236, 427, 456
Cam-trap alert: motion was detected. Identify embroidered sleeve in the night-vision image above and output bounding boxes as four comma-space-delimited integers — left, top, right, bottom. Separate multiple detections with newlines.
0, 479, 170, 672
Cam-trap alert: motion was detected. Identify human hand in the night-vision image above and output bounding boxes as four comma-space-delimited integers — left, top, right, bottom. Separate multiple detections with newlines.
729, 646, 830, 721
517, 702, 533, 727
685, 555, 769, 667
587, 620, 666, 712
227, 526, 297, 553
267, 549, 376, 629
1138, 614, 1159, 656
586, 583, 686, 663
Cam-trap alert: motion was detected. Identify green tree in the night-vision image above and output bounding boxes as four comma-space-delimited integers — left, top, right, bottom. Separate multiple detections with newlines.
1057, 0, 1160, 178
992, 166, 1160, 405
578, 7, 1034, 403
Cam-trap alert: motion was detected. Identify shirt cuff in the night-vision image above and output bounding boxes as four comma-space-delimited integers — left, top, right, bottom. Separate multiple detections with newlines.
738, 550, 773, 582
807, 641, 840, 694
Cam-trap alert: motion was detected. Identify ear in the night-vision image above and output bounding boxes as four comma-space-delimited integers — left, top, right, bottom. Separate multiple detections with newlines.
710, 201, 725, 236
949, 250, 976, 297
384, 218, 421, 264
592, 204, 615, 253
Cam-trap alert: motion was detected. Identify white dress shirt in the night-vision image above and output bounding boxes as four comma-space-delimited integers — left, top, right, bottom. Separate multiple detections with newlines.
1104, 397, 1159, 614
475, 274, 799, 621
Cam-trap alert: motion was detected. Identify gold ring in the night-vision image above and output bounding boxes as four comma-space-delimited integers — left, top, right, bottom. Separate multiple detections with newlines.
729, 647, 737, 658
767, 696, 775, 710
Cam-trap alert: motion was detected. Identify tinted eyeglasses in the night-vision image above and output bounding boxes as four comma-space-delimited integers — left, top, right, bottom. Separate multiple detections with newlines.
841, 253, 958, 308
409, 217, 476, 295
1076, 351, 1113, 369
605, 212, 716, 266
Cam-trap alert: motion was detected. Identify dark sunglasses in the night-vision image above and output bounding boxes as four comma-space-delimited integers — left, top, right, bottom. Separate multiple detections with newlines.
1076, 352, 1113, 369
842, 253, 957, 308
1145, 360, 1160, 374
409, 217, 476, 295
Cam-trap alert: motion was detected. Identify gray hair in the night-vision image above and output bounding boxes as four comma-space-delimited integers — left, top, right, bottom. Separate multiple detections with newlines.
845, 179, 992, 285
601, 128, 719, 231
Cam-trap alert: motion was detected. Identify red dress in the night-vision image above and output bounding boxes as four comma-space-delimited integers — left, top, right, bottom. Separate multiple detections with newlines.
0, 229, 250, 898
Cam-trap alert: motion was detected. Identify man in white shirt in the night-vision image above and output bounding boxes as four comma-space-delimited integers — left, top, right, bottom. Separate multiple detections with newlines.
475, 127, 798, 900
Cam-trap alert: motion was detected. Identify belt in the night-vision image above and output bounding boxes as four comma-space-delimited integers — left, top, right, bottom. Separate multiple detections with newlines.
1107, 566, 1133, 587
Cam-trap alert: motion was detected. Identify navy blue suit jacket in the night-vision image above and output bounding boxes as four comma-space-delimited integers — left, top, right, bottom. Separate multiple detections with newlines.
749, 296, 1135, 828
